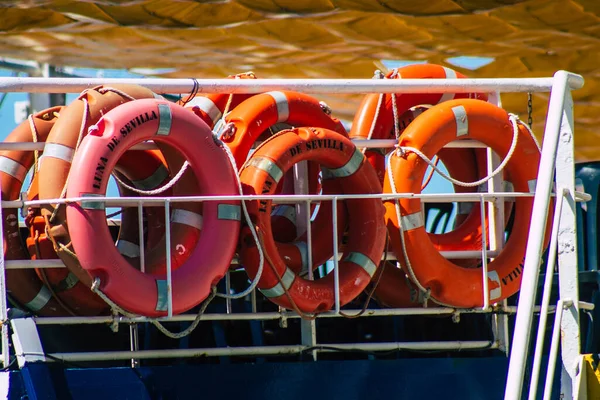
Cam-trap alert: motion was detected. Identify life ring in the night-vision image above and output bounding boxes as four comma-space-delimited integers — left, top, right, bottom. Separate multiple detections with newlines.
350, 64, 488, 184
37, 85, 202, 287
1, 107, 68, 316
183, 71, 257, 128
239, 127, 386, 313
383, 99, 549, 308
26, 148, 172, 315
220, 91, 348, 270
66, 99, 240, 316
374, 146, 482, 308
26, 176, 108, 316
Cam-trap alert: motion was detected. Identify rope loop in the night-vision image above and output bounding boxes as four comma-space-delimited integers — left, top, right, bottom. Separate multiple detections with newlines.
395, 113, 522, 189
111, 161, 189, 196
213, 141, 265, 300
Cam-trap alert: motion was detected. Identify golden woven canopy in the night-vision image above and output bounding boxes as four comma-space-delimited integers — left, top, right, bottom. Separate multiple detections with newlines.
0, 0, 597, 160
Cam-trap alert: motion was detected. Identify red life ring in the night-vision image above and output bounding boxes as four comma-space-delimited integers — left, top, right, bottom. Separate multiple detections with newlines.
221, 91, 349, 271
37, 85, 165, 288
66, 99, 241, 316
384, 99, 550, 308
26, 149, 172, 316
239, 127, 386, 313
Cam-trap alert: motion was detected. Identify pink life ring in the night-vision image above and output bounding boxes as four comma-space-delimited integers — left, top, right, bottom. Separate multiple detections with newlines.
66, 99, 241, 316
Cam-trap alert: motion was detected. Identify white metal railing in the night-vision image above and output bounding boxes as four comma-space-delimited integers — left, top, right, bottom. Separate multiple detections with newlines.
0, 73, 586, 399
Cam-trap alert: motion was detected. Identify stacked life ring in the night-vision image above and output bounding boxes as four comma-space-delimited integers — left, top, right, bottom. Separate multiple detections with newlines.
1, 107, 69, 316
66, 99, 241, 317
350, 63, 488, 185
36, 85, 202, 291
238, 127, 386, 313
220, 91, 349, 271
26, 149, 172, 315
383, 99, 551, 308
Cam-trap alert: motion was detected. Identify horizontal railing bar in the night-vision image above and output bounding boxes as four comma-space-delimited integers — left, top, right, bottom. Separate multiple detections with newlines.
46, 340, 498, 362
3, 192, 589, 208
355, 139, 487, 149
0, 139, 486, 151
3, 192, 540, 209
33, 306, 555, 325
0, 141, 157, 151
9, 249, 500, 270
0, 76, 583, 94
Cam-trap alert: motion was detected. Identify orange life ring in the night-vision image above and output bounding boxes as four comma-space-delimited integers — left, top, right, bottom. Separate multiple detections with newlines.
239, 127, 386, 313
383, 99, 550, 308
350, 64, 488, 184
221, 91, 348, 270
374, 146, 482, 307
66, 99, 241, 316
1, 107, 68, 316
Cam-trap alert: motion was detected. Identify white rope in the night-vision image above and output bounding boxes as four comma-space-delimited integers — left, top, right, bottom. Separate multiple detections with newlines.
395, 113, 522, 189
28, 114, 40, 178
98, 87, 137, 101
518, 117, 542, 152
391, 93, 400, 139
212, 133, 265, 300
111, 161, 189, 195
362, 70, 385, 154
386, 155, 430, 307
91, 277, 215, 339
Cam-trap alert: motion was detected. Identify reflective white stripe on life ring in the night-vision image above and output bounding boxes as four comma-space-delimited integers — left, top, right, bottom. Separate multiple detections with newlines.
155, 279, 168, 312
457, 202, 473, 215
528, 179, 537, 193
247, 156, 284, 184
117, 239, 141, 258
39, 143, 74, 170
25, 285, 52, 312
218, 204, 241, 221
322, 148, 363, 179
271, 205, 297, 225
189, 97, 222, 125
0, 156, 27, 182
438, 67, 458, 103
171, 209, 203, 230
156, 104, 172, 136
401, 212, 424, 231
132, 165, 169, 191
266, 91, 290, 123
260, 267, 296, 298
80, 193, 105, 210
487, 270, 502, 301
451, 105, 469, 137
344, 252, 377, 278
293, 241, 308, 272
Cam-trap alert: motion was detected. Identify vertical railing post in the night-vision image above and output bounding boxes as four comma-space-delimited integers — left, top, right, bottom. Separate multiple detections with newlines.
487, 150, 509, 354
504, 71, 572, 400
555, 89, 580, 399
164, 199, 173, 318
294, 162, 317, 360
0, 181, 10, 368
